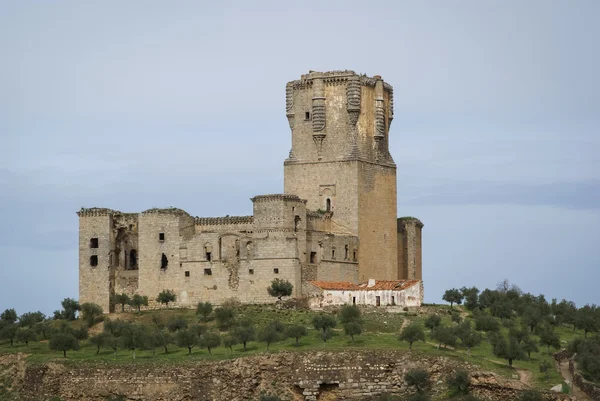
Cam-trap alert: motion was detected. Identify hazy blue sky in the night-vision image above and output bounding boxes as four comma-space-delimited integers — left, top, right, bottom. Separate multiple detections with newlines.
1, 1, 598, 315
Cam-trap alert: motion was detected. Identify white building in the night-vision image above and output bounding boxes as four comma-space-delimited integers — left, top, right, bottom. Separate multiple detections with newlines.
306, 279, 423, 309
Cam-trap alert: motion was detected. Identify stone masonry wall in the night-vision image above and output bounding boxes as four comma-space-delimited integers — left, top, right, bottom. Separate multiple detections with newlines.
397, 218, 423, 280
4, 350, 572, 401
284, 71, 399, 283
78, 212, 113, 312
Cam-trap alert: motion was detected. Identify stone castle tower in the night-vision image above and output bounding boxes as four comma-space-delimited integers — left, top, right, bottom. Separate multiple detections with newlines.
284, 71, 399, 281
77, 70, 423, 312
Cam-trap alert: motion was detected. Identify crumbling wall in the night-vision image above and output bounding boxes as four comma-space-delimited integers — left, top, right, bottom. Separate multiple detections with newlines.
4, 350, 573, 401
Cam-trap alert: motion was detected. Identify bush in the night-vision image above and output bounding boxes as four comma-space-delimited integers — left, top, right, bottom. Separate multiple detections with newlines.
55, 298, 80, 321
312, 314, 336, 333
167, 317, 188, 332
474, 314, 500, 332
446, 369, 470, 395
432, 326, 457, 349
215, 306, 236, 331
196, 302, 213, 321
110, 293, 130, 313
233, 319, 256, 350
258, 322, 284, 351
80, 303, 103, 327
15, 328, 37, 347
442, 288, 463, 309
285, 324, 307, 346
339, 305, 361, 324
574, 337, 600, 382
129, 294, 149, 313
343, 321, 363, 343
404, 368, 431, 394
176, 328, 199, 355
399, 323, 425, 349
424, 315, 441, 332
199, 331, 221, 355
267, 278, 293, 301
156, 290, 176, 307
49, 333, 79, 358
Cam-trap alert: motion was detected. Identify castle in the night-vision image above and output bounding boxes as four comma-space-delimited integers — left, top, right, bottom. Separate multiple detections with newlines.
78, 70, 424, 312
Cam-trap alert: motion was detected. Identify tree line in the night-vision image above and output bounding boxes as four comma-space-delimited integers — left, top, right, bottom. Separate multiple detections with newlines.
437, 280, 600, 381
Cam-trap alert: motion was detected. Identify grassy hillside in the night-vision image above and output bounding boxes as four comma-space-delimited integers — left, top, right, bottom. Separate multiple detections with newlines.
0, 303, 585, 390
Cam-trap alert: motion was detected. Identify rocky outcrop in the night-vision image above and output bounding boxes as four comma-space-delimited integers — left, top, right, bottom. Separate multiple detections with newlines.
1, 351, 574, 401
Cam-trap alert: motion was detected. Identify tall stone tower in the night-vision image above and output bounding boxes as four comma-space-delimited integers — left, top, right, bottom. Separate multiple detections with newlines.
284, 71, 398, 281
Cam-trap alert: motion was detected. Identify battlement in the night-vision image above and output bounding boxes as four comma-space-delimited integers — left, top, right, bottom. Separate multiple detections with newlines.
141, 207, 191, 217
288, 70, 394, 92
251, 194, 307, 203
77, 207, 119, 217
397, 216, 424, 230
195, 216, 253, 225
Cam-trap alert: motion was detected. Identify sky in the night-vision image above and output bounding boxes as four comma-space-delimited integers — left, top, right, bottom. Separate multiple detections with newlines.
1, 1, 598, 315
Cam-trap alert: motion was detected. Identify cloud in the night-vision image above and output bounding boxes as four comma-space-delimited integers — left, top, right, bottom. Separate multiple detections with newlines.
399, 179, 600, 210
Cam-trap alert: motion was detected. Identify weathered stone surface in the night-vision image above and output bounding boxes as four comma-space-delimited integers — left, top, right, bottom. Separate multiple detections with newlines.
1, 350, 575, 401
77, 71, 424, 313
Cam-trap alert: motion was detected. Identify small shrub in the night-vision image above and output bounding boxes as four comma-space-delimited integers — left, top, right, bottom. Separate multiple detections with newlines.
446, 369, 470, 395
404, 368, 431, 394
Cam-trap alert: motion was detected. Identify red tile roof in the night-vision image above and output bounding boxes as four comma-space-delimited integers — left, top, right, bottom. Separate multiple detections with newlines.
309, 279, 420, 291
357, 280, 420, 291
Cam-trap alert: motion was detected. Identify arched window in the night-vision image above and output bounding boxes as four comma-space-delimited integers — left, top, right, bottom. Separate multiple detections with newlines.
129, 249, 138, 270
326, 198, 331, 212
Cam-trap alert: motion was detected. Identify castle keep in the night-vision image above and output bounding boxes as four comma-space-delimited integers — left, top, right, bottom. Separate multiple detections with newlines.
78, 71, 424, 312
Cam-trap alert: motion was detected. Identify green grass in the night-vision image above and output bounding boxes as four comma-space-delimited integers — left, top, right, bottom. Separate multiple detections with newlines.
0, 304, 591, 390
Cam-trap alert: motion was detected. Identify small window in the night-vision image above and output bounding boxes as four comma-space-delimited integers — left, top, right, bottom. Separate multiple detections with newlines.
90, 238, 99, 248
185, 271, 190, 277
305, 111, 310, 120
90, 255, 98, 266
249, 269, 254, 275
129, 249, 137, 269
159, 232, 165, 241
344, 245, 349, 260
204, 268, 212, 276
161, 253, 168, 269
128, 224, 133, 230
310, 251, 316, 264
353, 251, 357, 261
376, 296, 381, 307
331, 249, 335, 259
326, 198, 331, 212
273, 268, 279, 274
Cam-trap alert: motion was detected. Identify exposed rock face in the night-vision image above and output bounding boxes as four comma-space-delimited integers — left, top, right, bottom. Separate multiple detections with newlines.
1, 351, 573, 401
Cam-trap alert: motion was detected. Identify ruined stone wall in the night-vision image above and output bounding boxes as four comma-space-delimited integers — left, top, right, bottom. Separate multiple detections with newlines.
570, 360, 600, 401
4, 351, 572, 401
78, 210, 114, 312
397, 218, 424, 280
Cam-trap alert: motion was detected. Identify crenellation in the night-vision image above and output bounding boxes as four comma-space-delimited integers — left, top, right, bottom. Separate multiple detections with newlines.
78, 70, 424, 312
